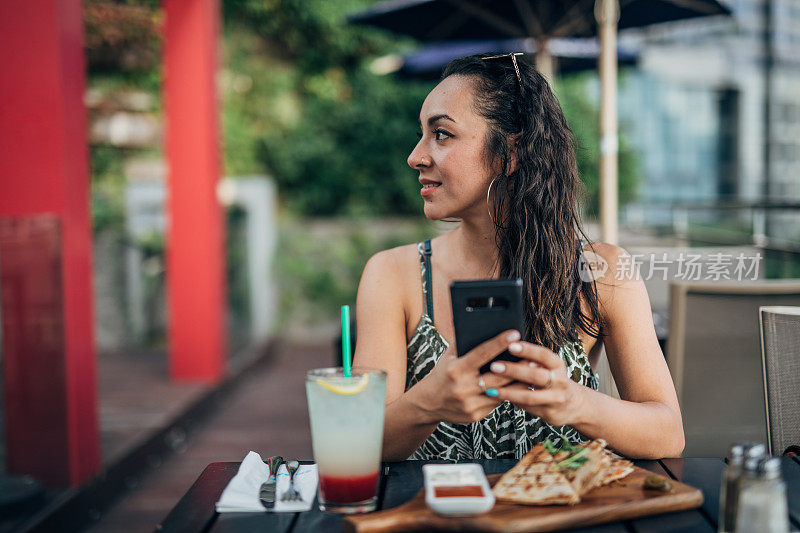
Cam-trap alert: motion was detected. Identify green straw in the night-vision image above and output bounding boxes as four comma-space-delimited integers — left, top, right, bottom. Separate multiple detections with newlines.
341, 305, 352, 377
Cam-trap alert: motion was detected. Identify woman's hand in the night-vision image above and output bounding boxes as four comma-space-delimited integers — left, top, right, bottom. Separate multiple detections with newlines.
415, 330, 519, 424
487, 341, 587, 427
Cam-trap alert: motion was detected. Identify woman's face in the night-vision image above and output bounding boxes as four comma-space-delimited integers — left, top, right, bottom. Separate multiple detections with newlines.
407, 75, 497, 221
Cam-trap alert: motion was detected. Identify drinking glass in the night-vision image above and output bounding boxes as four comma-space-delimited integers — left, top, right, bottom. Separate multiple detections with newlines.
305, 367, 386, 513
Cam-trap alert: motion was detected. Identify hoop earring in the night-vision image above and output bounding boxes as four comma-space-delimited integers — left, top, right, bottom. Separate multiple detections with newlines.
487, 177, 499, 226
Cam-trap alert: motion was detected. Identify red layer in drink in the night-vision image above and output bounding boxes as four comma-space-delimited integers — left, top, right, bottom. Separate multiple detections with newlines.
319, 471, 379, 503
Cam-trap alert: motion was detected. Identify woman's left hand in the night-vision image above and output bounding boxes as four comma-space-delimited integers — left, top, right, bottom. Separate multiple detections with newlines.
488, 341, 586, 427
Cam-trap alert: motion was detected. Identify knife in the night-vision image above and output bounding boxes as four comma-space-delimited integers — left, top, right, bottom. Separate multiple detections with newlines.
259, 455, 284, 510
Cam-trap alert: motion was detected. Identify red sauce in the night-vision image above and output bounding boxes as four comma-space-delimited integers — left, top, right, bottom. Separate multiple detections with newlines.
319, 472, 379, 503
434, 485, 485, 498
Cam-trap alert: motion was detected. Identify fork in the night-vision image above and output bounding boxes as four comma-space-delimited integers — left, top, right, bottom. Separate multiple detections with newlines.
280, 460, 303, 503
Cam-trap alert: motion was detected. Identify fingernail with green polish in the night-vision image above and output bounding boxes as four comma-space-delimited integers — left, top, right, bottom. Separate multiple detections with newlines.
485, 388, 499, 397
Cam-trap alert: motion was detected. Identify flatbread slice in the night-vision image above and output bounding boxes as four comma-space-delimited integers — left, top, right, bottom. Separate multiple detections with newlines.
560, 439, 611, 496
492, 444, 580, 505
599, 458, 634, 486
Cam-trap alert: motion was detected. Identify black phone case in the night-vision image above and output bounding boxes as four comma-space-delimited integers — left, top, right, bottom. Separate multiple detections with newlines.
450, 279, 524, 375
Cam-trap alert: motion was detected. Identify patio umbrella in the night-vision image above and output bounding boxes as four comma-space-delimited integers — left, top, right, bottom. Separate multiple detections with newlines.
392, 38, 638, 80
350, 0, 729, 80
350, 0, 732, 244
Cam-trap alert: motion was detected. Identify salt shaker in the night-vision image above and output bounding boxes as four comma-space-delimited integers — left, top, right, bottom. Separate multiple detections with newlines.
718, 443, 765, 533
734, 457, 789, 533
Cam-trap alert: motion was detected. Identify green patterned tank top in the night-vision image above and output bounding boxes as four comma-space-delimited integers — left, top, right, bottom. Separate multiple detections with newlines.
405, 239, 599, 460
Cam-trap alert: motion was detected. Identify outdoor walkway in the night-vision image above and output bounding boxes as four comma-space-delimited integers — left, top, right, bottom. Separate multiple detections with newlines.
99, 349, 210, 465
86, 340, 334, 532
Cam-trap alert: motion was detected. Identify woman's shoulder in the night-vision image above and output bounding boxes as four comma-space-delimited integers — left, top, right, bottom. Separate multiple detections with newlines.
580, 241, 631, 266
360, 242, 427, 296
364, 242, 422, 275
358, 242, 429, 324
579, 241, 643, 296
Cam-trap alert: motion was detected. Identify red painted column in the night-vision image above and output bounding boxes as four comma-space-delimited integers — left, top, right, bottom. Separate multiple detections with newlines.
0, 0, 100, 486
163, 0, 227, 382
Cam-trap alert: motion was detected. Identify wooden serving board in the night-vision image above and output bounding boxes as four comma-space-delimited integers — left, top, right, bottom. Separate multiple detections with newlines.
344, 466, 703, 532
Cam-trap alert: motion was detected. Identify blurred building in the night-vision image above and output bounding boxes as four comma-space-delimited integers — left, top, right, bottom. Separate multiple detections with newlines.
619, 0, 800, 243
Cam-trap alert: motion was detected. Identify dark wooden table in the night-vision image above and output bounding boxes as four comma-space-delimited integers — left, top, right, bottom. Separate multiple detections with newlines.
158, 457, 800, 532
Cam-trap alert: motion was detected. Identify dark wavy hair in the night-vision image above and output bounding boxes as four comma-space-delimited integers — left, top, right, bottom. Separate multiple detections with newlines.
441, 54, 604, 350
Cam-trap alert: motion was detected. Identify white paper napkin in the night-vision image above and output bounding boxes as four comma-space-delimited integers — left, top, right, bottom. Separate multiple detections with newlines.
215, 451, 318, 513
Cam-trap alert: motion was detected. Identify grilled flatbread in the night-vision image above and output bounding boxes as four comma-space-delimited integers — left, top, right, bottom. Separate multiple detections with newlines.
492, 444, 580, 505
560, 439, 611, 496
599, 458, 635, 486
553, 450, 570, 463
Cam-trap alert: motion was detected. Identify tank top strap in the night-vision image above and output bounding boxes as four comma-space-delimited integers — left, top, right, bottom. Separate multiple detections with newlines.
417, 240, 435, 321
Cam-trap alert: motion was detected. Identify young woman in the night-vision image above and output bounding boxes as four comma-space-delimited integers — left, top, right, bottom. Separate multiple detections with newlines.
353, 54, 684, 461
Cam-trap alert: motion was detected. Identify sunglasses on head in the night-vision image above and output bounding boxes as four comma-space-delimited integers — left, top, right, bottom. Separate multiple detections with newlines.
480, 52, 523, 84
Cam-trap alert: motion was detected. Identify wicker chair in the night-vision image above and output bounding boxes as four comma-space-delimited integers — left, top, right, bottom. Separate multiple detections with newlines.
759, 306, 800, 456
668, 280, 800, 457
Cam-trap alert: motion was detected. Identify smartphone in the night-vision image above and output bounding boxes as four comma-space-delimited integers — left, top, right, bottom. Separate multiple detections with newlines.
450, 278, 524, 374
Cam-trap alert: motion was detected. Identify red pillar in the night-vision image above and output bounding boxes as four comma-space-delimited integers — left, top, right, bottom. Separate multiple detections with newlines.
0, 0, 100, 486
163, 0, 227, 382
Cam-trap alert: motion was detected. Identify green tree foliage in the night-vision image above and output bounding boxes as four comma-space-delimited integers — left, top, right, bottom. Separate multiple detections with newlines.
223, 0, 431, 215
84, 0, 161, 76
256, 70, 431, 215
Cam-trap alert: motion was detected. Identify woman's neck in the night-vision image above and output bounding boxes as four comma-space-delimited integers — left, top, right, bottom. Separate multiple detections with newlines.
450, 215, 500, 278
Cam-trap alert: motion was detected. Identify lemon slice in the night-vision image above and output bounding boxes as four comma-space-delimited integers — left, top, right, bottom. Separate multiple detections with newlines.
316, 374, 370, 395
